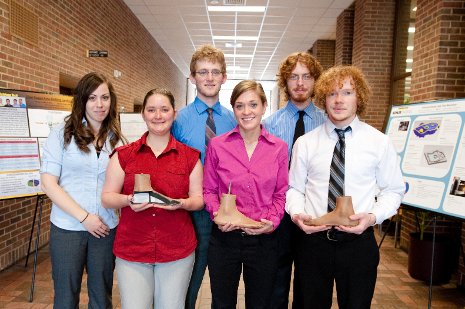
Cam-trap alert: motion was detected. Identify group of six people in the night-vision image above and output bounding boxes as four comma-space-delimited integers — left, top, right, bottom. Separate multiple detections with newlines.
40, 44, 404, 309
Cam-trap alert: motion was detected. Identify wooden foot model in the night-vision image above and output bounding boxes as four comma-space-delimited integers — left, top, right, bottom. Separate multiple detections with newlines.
304, 196, 359, 227
214, 183, 264, 229
132, 174, 179, 205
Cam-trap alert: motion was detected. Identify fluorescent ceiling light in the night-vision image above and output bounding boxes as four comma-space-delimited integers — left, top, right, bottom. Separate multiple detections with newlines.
214, 35, 258, 41
406, 68, 412, 72
408, 27, 415, 33
407, 46, 414, 51
225, 42, 243, 48
225, 54, 253, 58
208, 6, 266, 12
406, 59, 413, 63
227, 65, 241, 70
228, 74, 249, 79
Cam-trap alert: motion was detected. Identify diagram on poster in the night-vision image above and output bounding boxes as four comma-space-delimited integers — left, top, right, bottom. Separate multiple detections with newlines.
28, 109, 70, 137
385, 98, 465, 219
120, 113, 147, 143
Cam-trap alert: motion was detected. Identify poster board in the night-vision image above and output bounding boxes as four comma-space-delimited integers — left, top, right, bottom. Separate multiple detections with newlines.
120, 113, 146, 143
385, 98, 465, 219
0, 89, 72, 199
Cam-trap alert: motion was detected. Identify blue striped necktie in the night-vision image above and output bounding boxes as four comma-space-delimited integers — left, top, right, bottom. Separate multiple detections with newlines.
328, 126, 351, 212
205, 108, 216, 146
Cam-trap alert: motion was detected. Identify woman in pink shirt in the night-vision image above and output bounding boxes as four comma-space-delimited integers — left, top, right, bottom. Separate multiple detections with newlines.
203, 80, 289, 308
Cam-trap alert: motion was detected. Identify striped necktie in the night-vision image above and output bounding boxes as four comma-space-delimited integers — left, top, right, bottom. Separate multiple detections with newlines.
328, 126, 351, 212
205, 108, 216, 146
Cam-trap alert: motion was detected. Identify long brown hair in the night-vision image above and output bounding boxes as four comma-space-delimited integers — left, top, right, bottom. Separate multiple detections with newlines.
64, 72, 126, 152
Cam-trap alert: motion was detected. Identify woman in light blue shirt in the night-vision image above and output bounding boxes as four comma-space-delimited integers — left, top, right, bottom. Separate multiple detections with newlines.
40, 72, 126, 308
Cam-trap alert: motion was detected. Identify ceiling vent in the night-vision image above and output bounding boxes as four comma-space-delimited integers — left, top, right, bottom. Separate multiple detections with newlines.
223, 0, 245, 5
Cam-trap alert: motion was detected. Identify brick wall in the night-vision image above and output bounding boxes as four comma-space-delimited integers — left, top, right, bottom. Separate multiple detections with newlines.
0, 0, 187, 271
410, 0, 465, 100
352, 0, 396, 130
311, 40, 335, 71
335, 4, 354, 65
400, 0, 465, 285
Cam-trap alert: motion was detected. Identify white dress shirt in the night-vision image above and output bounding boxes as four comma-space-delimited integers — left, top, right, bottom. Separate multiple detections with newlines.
286, 116, 405, 224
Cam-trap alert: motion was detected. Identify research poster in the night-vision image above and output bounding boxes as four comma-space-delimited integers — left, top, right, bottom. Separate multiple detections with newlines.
385, 98, 465, 219
28, 109, 70, 137
0, 138, 41, 198
120, 113, 147, 143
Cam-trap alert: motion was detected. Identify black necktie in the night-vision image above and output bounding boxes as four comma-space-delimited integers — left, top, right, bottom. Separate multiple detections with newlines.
292, 111, 306, 147
205, 108, 216, 147
328, 126, 352, 212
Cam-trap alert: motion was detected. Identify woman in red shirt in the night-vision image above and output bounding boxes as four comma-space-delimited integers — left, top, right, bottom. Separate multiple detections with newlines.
102, 88, 203, 309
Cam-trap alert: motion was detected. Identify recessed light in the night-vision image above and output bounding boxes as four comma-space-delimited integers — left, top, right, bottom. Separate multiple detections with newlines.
207, 6, 266, 13
224, 54, 253, 58
210, 0, 220, 4
408, 27, 415, 33
214, 35, 258, 41
225, 42, 242, 48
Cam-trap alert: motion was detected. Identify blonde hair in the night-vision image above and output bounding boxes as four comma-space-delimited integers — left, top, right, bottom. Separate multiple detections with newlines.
314, 65, 371, 115
190, 45, 226, 76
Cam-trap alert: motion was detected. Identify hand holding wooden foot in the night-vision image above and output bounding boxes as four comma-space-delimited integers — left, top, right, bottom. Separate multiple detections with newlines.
304, 196, 359, 227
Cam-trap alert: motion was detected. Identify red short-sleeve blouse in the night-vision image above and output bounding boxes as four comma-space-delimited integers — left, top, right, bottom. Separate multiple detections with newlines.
112, 132, 200, 263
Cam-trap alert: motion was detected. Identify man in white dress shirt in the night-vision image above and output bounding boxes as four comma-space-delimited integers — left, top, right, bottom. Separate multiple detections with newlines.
286, 65, 405, 309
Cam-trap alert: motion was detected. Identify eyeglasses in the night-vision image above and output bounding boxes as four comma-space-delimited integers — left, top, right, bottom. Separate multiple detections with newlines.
195, 69, 223, 77
288, 74, 313, 81
327, 89, 356, 98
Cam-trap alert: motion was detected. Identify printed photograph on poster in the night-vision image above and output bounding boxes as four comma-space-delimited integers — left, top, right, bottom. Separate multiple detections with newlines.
28, 109, 70, 138
449, 176, 465, 197
0, 96, 27, 108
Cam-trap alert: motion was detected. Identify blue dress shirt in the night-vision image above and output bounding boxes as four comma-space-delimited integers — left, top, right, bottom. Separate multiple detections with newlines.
40, 121, 118, 231
172, 97, 237, 164
263, 100, 327, 160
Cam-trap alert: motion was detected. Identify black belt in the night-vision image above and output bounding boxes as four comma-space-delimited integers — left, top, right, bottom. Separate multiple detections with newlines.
310, 226, 373, 242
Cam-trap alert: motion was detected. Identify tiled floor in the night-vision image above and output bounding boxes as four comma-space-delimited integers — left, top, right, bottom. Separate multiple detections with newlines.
1, 232, 465, 308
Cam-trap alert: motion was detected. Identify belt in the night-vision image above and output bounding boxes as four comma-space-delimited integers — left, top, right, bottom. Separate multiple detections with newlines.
310, 226, 373, 242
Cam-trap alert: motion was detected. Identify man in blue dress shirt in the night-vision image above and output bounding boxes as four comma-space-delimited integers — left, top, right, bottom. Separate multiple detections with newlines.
263, 52, 326, 309
172, 44, 236, 309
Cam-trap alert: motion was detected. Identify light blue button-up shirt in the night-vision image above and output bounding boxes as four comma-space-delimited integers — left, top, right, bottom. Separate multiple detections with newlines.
263, 100, 327, 160
40, 121, 118, 231
172, 97, 237, 164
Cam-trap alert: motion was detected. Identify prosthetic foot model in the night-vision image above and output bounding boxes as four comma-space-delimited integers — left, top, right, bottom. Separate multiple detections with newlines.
304, 196, 359, 227
132, 174, 179, 205
214, 183, 264, 229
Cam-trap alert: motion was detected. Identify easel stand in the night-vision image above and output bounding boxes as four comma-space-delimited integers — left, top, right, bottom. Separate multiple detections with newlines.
24, 194, 44, 302
427, 215, 437, 309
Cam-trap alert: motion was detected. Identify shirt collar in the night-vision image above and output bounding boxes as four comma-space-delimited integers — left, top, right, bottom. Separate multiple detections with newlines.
225, 125, 276, 144
324, 116, 360, 138
193, 97, 223, 115
285, 100, 318, 118
134, 131, 178, 154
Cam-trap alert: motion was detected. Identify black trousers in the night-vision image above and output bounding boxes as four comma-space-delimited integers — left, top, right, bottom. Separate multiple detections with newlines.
269, 212, 301, 309
295, 227, 379, 309
207, 225, 279, 309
